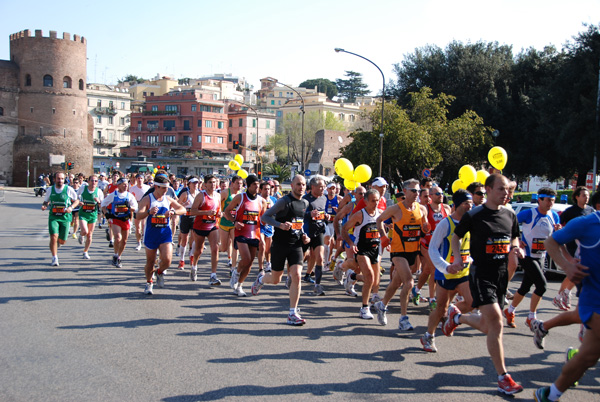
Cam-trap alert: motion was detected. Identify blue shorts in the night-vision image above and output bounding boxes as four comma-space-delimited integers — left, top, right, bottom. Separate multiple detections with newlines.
144, 228, 173, 250
343, 234, 356, 249
436, 276, 469, 291
260, 224, 274, 238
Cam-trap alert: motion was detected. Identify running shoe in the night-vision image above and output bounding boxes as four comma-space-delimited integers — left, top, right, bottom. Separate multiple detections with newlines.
428, 299, 437, 311
178, 260, 185, 270
345, 286, 358, 297
303, 274, 315, 284
111, 256, 118, 266
454, 295, 464, 303
83, 252, 90, 260
374, 301, 388, 326
503, 308, 516, 328
552, 293, 568, 311
287, 312, 306, 326
265, 261, 272, 272
442, 304, 461, 336
578, 323, 585, 343
411, 286, 420, 306
333, 261, 344, 285
359, 306, 374, 320
78, 234, 83, 244
531, 319, 548, 350
108, 241, 114, 248
398, 316, 414, 331
105, 228, 110, 241
533, 387, 551, 402
235, 285, 247, 297
115, 258, 122, 269
328, 259, 336, 271
566, 347, 579, 387
209, 275, 222, 287
506, 290, 514, 300
72, 233, 77, 239
314, 284, 325, 296
421, 333, 437, 353
144, 282, 153, 295
190, 268, 197, 282
135, 243, 142, 251
227, 258, 232, 268
370, 293, 382, 305
251, 272, 264, 296
525, 317, 534, 330
51, 256, 59, 266
562, 289, 572, 310
230, 269, 239, 289
344, 270, 354, 293
156, 272, 165, 288
285, 275, 291, 289
497, 374, 523, 395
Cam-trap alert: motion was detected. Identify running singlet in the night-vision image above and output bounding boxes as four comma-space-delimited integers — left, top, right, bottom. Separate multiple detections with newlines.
518, 207, 559, 259
49, 185, 72, 221
219, 189, 236, 228
79, 186, 99, 221
391, 201, 423, 253
181, 188, 199, 216
110, 191, 132, 221
354, 209, 381, 251
260, 195, 277, 236
433, 217, 470, 280
421, 203, 448, 248
144, 193, 172, 246
193, 191, 220, 231
325, 195, 339, 221
234, 193, 262, 240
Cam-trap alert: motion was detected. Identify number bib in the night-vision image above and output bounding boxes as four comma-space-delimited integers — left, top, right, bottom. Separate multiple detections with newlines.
485, 237, 510, 258
151, 214, 168, 228
51, 202, 67, 216
531, 238, 546, 254
82, 200, 96, 212
243, 210, 259, 225
402, 224, 421, 242
291, 217, 304, 231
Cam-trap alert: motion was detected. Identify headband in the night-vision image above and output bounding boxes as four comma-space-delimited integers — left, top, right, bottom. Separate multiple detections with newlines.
188, 178, 199, 183
116, 178, 127, 185
153, 182, 169, 188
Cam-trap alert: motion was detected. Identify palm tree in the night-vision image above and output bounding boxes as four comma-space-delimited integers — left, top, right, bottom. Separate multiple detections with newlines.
265, 163, 291, 183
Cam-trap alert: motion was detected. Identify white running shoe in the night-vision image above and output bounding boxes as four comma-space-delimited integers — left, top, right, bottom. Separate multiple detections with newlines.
156, 272, 165, 288
314, 284, 325, 296
78, 234, 84, 244
230, 269, 239, 289
190, 268, 197, 282
252, 271, 264, 296
359, 306, 374, 320
344, 269, 354, 293
398, 316, 414, 331
209, 275, 222, 286
371, 293, 382, 305
135, 243, 142, 251
235, 285, 247, 297
345, 285, 358, 297
374, 301, 388, 326
333, 260, 344, 285
287, 312, 306, 326
265, 261, 272, 272
144, 282, 153, 295
51, 256, 59, 266
83, 252, 90, 260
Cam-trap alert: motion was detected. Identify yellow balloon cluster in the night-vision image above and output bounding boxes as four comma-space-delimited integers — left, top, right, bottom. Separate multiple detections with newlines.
453, 164, 491, 193
229, 154, 246, 176
335, 158, 373, 190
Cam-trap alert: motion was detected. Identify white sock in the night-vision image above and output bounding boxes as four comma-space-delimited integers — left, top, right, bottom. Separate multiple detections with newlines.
113, 253, 119, 258
289, 308, 297, 315
180, 246, 187, 261
508, 304, 516, 314
548, 383, 562, 401
210, 272, 216, 278
528, 311, 536, 320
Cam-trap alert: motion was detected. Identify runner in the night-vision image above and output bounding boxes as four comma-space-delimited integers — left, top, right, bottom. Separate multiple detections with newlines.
258, 181, 277, 272
504, 187, 560, 329
419, 189, 473, 352
442, 174, 524, 395
103, 171, 123, 247
176, 176, 201, 270
136, 175, 186, 295
324, 182, 341, 267
466, 181, 486, 207
225, 175, 267, 296
70, 178, 81, 239
252, 175, 310, 325
100, 177, 138, 268
374, 179, 429, 331
189, 174, 222, 286
534, 190, 600, 402
41, 172, 80, 266
303, 176, 330, 295
77, 174, 104, 259
129, 173, 151, 251
218, 175, 243, 273
342, 189, 382, 319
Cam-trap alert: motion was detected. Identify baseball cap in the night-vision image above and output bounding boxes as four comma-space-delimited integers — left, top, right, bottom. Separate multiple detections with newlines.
372, 177, 388, 187
327, 182, 336, 189
453, 191, 472, 207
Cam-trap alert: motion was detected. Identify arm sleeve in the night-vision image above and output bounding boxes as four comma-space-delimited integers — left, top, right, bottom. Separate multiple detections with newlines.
128, 194, 139, 212
517, 208, 532, 224
429, 219, 451, 275
260, 197, 288, 227
101, 193, 114, 207
68, 187, 78, 201
552, 215, 588, 245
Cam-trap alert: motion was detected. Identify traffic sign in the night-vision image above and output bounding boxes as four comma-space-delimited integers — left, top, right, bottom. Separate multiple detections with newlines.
304, 169, 311, 176
101, 162, 105, 166
422, 168, 431, 178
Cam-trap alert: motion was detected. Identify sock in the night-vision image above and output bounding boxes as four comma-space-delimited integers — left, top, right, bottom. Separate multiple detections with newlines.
362, 304, 368, 308
210, 272, 216, 278
113, 253, 118, 258
315, 265, 323, 284
548, 383, 562, 401
350, 272, 357, 280
415, 286, 421, 293
425, 331, 433, 338
498, 373, 506, 381
430, 297, 436, 302
289, 308, 297, 315
528, 311, 536, 320
508, 304, 516, 314
454, 313, 461, 325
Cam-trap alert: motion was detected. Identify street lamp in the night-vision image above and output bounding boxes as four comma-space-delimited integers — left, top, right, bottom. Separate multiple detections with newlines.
334, 48, 385, 177
267, 78, 305, 172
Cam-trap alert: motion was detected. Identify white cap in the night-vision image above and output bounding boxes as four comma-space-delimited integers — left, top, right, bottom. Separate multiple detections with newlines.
327, 182, 336, 189
372, 177, 388, 187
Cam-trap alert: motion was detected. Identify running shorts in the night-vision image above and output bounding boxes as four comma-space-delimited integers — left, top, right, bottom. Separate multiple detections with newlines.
193, 226, 218, 238
390, 251, 419, 266
49, 219, 70, 241
437, 276, 469, 291
356, 247, 380, 265
271, 244, 304, 271
234, 235, 259, 249
469, 265, 508, 309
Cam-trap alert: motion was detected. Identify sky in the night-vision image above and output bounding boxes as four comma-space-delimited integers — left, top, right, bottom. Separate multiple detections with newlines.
1, 0, 599, 95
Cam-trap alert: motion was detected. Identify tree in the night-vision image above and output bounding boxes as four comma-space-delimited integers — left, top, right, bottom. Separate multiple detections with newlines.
336, 71, 370, 102
299, 78, 338, 99
118, 74, 145, 84
264, 163, 291, 183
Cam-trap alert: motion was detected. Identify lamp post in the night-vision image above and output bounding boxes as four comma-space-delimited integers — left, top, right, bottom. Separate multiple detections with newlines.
267, 78, 305, 172
334, 48, 385, 177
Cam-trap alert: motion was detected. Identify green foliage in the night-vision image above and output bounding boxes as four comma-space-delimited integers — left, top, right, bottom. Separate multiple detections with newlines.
264, 163, 291, 183
336, 71, 370, 102
299, 78, 338, 99
119, 74, 145, 84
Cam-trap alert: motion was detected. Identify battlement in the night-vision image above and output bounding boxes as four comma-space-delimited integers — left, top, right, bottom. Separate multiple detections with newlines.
9, 29, 86, 44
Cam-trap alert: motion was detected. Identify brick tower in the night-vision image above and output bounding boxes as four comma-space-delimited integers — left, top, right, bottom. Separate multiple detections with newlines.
9, 29, 92, 186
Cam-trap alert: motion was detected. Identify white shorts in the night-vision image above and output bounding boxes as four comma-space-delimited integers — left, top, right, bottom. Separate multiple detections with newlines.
325, 222, 335, 238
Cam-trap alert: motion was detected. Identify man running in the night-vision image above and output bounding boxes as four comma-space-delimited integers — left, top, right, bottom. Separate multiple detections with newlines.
41, 172, 80, 266
374, 179, 429, 331
324, 182, 341, 266
442, 174, 524, 395
466, 182, 486, 207
77, 174, 104, 259
219, 175, 243, 272
225, 175, 267, 296
253, 175, 310, 325
303, 176, 330, 295
129, 173, 150, 251
258, 181, 277, 272
176, 176, 201, 270
103, 171, 123, 247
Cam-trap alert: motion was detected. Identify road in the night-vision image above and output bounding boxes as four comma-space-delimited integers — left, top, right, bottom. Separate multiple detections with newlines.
0, 188, 597, 401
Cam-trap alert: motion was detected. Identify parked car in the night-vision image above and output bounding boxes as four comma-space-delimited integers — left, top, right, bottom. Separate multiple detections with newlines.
510, 202, 570, 276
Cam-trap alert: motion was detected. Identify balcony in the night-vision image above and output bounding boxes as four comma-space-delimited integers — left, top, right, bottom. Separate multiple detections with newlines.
93, 137, 118, 147
95, 106, 117, 115
131, 125, 193, 133
142, 110, 180, 116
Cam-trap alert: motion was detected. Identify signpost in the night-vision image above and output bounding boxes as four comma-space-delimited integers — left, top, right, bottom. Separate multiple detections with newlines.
422, 168, 431, 179
304, 169, 311, 176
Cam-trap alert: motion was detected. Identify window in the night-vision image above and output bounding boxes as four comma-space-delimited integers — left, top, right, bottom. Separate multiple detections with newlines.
339, 113, 345, 121
25, 74, 31, 86
278, 100, 281, 105
239, 118, 243, 127
52, 108, 56, 114
212, 106, 223, 113
205, 136, 212, 143
43, 75, 53, 87
0, 107, 3, 116
97, 115, 101, 123
276, 111, 282, 117
183, 120, 191, 130
165, 105, 177, 112
30, 107, 34, 113
150, 92, 154, 96
163, 120, 175, 130
97, 100, 102, 107
213, 94, 217, 100
271, 100, 275, 105
229, 119, 232, 127
217, 121, 224, 129
63, 76, 72, 88
191, 105, 197, 112
121, 102, 125, 109
97, 130, 102, 139
228, 133, 232, 142
143, 92, 147, 97
252, 119, 256, 128
109, 101, 114, 109
147, 135, 159, 144
79, 79, 84, 90
266, 120, 271, 129
200, 105, 211, 112
197, 120, 202, 127
197, 135, 202, 143
238, 133, 243, 141
279, 92, 282, 97
108, 116, 113, 125
151, 105, 158, 111
217, 137, 224, 144
120, 117, 125, 126
163, 135, 175, 143
205, 120, 212, 128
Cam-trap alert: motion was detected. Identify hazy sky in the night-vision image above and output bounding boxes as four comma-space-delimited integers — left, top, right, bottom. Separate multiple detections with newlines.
1, 0, 598, 94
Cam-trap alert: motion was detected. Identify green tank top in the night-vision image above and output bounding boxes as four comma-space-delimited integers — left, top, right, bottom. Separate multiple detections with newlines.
49, 185, 72, 221
219, 189, 236, 228
79, 187, 99, 219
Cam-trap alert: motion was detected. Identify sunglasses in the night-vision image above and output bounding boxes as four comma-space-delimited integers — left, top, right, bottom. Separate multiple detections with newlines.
90, 179, 98, 182
475, 191, 486, 196
433, 192, 443, 196
356, 192, 366, 195
407, 188, 419, 193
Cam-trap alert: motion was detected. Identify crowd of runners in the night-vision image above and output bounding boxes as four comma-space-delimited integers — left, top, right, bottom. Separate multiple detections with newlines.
40, 169, 599, 401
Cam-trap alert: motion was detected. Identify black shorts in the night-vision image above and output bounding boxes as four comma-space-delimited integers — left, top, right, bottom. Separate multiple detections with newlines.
271, 244, 304, 271
193, 226, 218, 237
437, 276, 469, 291
303, 233, 324, 252
390, 251, 419, 266
355, 247, 380, 265
234, 236, 259, 249
469, 264, 508, 309
180, 216, 194, 234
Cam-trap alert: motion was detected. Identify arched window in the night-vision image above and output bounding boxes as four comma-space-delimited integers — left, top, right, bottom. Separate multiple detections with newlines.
25, 74, 31, 86
63, 76, 72, 88
79, 79, 84, 90
0, 107, 4, 116
43, 75, 53, 87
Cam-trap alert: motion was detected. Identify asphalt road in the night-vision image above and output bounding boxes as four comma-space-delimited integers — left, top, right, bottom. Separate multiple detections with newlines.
0, 188, 597, 401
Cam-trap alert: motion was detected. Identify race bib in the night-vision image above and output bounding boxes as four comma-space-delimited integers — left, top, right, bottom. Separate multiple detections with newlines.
365, 229, 380, 239
313, 210, 325, 221
291, 217, 304, 231
485, 237, 510, 256
532, 238, 546, 254
243, 210, 258, 225
401, 224, 421, 241
151, 214, 168, 228
203, 214, 217, 224
51, 202, 66, 216
185, 208, 192, 216
82, 201, 96, 212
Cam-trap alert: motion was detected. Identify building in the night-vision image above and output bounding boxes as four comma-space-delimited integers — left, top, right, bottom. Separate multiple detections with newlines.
279, 92, 360, 128
307, 129, 352, 176
256, 77, 317, 125
87, 83, 131, 159
175, 79, 244, 103
0, 29, 92, 185
225, 101, 276, 166
119, 75, 179, 112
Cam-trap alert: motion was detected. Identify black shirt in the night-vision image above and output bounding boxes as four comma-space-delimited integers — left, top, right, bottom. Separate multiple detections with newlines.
262, 194, 309, 247
302, 193, 327, 237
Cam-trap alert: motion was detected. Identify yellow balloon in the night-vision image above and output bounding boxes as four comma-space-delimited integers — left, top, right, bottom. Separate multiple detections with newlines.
238, 169, 248, 179
353, 164, 372, 183
228, 160, 241, 171
452, 179, 466, 193
344, 178, 357, 190
476, 169, 489, 184
458, 165, 477, 186
335, 158, 354, 179
488, 146, 508, 170
234, 154, 244, 166
153, 168, 158, 173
